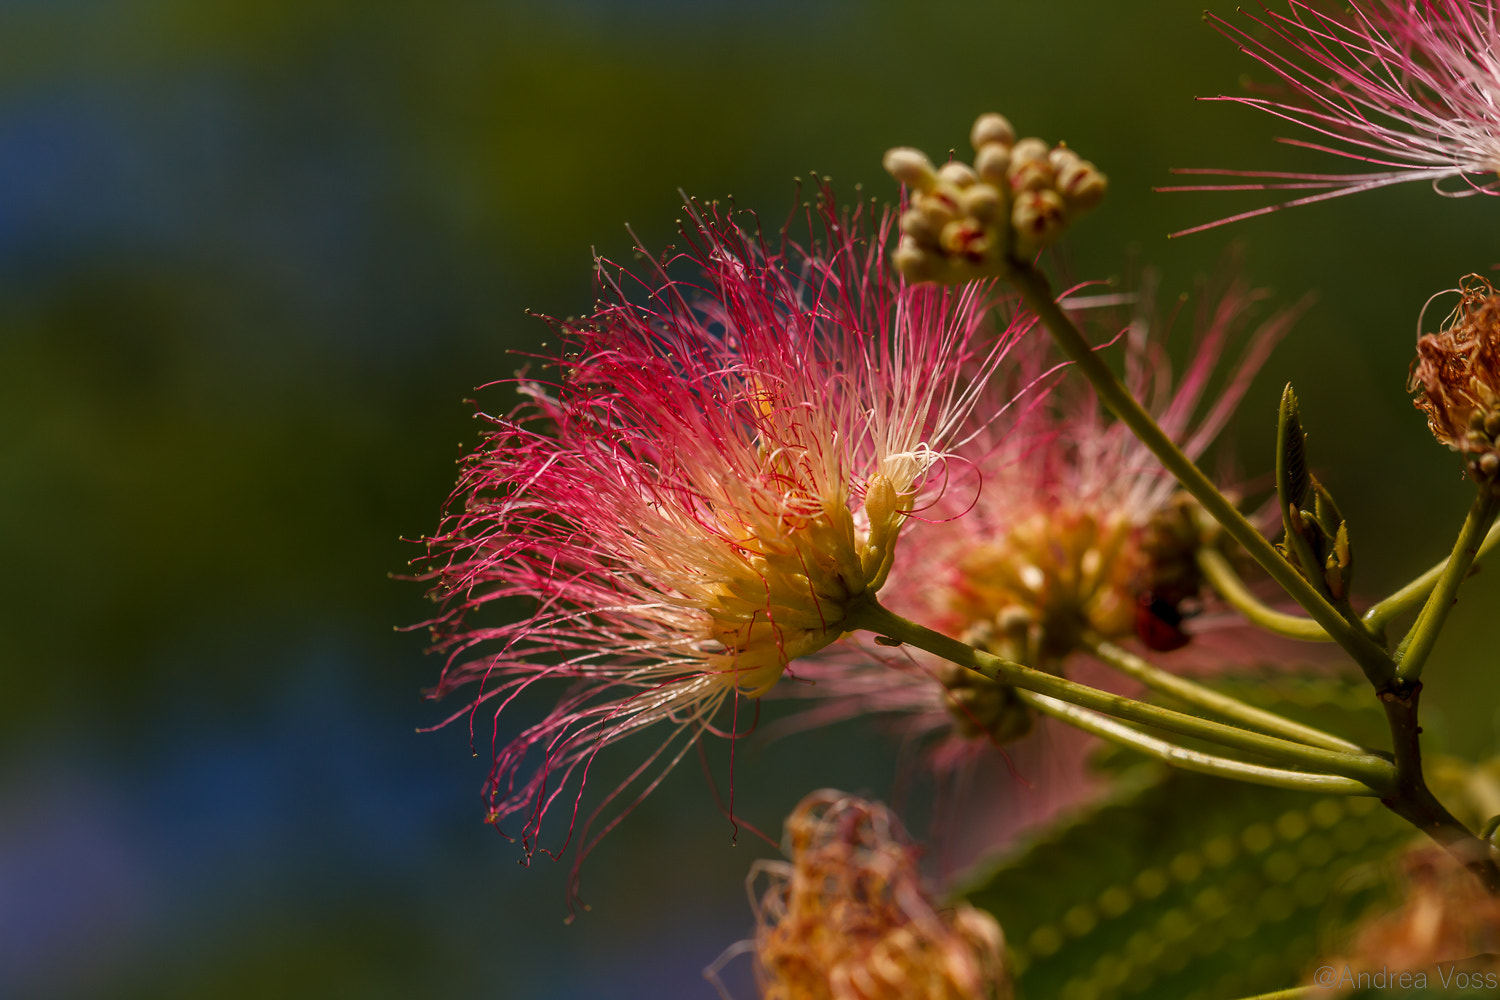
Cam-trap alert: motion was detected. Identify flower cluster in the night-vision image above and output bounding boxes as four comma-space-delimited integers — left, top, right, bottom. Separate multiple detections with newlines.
883, 112, 1107, 283
1169, 0, 1500, 234
1410, 275, 1500, 485
791, 269, 1301, 754
418, 193, 1024, 897
743, 790, 1008, 1000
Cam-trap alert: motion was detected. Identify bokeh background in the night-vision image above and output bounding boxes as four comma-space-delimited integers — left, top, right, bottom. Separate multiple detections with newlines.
4, 1, 1498, 997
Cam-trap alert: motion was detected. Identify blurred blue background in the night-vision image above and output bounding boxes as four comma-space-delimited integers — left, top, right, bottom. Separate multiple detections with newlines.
4, 1, 1499, 997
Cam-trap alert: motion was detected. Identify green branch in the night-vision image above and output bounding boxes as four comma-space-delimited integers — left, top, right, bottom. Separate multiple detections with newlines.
1379, 684, 1500, 893
844, 596, 1394, 792
1007, 263, 1396, 690
1394, 490, 1500, 684
1086, 635, 1362, 753
1016, 690, 1374, 795
1363, 496, 1500, 635
1196, 548, 1332, 642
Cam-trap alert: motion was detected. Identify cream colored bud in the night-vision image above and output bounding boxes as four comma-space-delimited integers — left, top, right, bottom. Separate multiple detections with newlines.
940, 219, 991, 259
974, 143, 1012, 184
937, 161, 979, 189
1058, 160, 1108, 211
864, 473, 898, 528
910, 190, 958, 229
1010, 137, 1050, 165
1007, 138, 1055, 192
959, 182, 1002, 222
1009, 162, 1054, 193
893, 238, 938, 281
1048, 143, 1082, 171
883, 147, 937, 191
1013, 188, 1067, 229
1011, 188, 1067, 257
971, 112, 1016, 151
899, 206, 942, 248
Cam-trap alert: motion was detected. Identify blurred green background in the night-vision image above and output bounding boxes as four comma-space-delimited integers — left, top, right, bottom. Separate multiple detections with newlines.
3, 1, 1497, 997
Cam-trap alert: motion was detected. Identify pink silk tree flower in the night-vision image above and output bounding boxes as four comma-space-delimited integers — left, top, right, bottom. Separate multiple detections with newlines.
416, 193, 1026, 904
1165, 1, 1500, 235
778, 270, 1304, 861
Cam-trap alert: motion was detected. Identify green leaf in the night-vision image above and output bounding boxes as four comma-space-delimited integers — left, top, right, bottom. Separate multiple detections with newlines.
1277, 384, 1311, 514
959, 674, 1413, 1000
1310, 477, 1343, 543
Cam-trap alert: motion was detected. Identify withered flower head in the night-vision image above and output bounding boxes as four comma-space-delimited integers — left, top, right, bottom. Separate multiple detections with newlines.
745, 790, 1009, 1000
1409, 275, 1500, 485
1313, 842, 1500, 990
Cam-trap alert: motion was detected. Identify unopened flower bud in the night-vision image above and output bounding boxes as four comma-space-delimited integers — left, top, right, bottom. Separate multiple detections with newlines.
917, 188, 960, 226
864, 472, 899, 532
1048, 143, 1082, 171
883, 147, 938, 191
959, 182, 1003, 223
893, 238, 940, 282
899, 206, 942, 247
1058, 159, 1108, 212
1010, 137, 1049, 163
970, 112, 1016, 151
1007, 138, 1054, 192
883, 116, 1105, 283
940, 218, 993, 260
974, 143, 1012, 184
1011, 188, 1067, 258
937, 161, 979, 189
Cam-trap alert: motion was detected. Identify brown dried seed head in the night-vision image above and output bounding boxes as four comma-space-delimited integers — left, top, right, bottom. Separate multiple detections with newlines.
753, 792, 1011, 1000
1410, 275, 1500, 482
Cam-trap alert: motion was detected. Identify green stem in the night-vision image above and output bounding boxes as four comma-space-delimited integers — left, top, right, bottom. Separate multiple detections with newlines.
1394, 490, 1500, 684
1196, 548, 1331, 642
844, 596, 1394, 791
1086, 635, 1363, 753
1016, 690, 1373, 795
1364, 516, 1500, 631
1220, 989, 1318, 1000
1008, 263, 1396, 689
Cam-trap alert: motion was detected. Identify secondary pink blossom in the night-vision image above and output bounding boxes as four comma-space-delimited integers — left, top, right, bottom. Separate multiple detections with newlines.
417, 193, 1026, 905
780, 269, 1303, 861
1165, 1, 1500, 235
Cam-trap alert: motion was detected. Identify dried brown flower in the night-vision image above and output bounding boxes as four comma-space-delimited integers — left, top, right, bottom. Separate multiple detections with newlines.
1409, 275, 1500, 485
1314, 843, 1500, 992
749, 791, 1009, 1000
